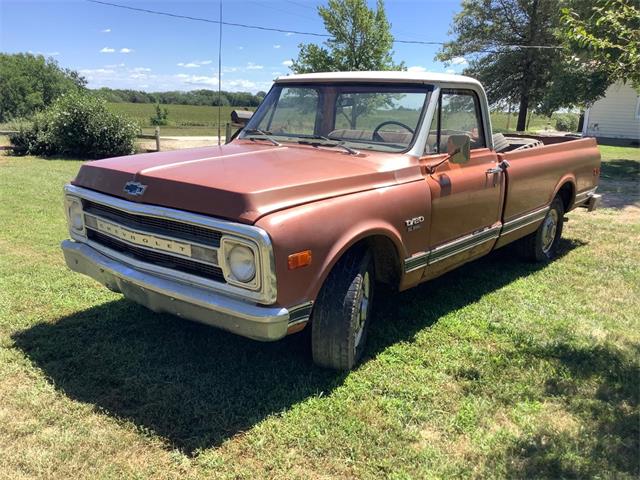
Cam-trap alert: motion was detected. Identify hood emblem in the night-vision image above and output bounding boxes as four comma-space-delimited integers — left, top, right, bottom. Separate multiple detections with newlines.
123, 181, 147, 196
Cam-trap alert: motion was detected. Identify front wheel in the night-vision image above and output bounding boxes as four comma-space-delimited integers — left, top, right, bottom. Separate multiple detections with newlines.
311, 248, 374, 370
518, 196, 565, 262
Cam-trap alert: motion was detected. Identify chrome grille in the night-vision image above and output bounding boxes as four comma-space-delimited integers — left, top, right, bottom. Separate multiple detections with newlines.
83, 200, 222, 247
87, 230, 225, 281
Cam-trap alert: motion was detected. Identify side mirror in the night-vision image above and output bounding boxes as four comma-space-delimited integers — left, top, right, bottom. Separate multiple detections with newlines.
447, 134, 471, 164
231, 110, 253, 125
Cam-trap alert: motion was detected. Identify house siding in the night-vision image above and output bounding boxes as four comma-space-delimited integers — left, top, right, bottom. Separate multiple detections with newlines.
584, 83, 640, 141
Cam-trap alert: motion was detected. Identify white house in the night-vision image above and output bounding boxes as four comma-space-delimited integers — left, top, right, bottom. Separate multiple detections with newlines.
583, 82, 640, 144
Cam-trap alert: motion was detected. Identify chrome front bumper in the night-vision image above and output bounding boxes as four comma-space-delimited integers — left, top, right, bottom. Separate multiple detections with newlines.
61, 240, 293, 341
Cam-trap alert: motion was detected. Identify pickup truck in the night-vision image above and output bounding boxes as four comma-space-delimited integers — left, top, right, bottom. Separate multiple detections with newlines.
62, 72, 602, 370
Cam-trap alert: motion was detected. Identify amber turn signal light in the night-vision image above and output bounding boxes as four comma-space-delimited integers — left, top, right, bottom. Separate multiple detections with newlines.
288, 250, 312, 270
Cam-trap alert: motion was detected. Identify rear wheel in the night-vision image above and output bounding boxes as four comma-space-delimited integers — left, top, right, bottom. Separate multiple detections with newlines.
518, 196, 565, 262
311, 247, 374, 370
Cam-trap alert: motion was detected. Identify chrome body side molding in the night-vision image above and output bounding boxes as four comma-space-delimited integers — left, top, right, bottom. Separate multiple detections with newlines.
428, 225, 501, 264
501, 206, 549, 236
403, 224, 502, 273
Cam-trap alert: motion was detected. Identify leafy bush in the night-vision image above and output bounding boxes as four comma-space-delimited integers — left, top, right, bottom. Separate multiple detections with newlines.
555, 114, 579, 132
149, 103, 169, 126
9, 92, 140, 159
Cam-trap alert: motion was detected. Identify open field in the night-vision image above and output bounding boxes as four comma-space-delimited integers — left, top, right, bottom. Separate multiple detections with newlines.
106, 103, 255, 136
102, 101, 578, 137
0, 146, 638, 478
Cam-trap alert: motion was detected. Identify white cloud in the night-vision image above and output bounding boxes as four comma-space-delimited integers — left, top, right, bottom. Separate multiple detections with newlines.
450, 56, 468, 66
237, 46, 244, 50
285, 32, 294, 37
246, 62, 263, 70
104, 63, 125, 68
100, 47, 115, 53
446, 69, 456, 74
183, 75, 219, 86
282, 60, 293, 67
101, 28, 111, 33
120, 48, 133, 54
407, 66, 427, 73
131, 67, 151, 72
178, 60, 214, 68
273, 44, 281, 49
271, 71, 282, 76
80, 68, 115, 75
27, 50, 60, 57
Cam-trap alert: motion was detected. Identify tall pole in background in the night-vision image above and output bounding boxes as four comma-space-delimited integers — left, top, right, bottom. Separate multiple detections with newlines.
217, 0, 223, 145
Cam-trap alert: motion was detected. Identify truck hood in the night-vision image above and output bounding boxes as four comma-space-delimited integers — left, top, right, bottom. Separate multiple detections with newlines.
73, 142, 422, 224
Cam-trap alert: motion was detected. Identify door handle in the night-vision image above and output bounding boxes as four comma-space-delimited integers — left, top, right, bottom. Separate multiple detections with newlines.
486, 159, 510, 174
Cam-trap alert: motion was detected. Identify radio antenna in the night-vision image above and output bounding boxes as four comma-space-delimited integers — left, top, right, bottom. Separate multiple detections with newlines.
217, 0, 223, 146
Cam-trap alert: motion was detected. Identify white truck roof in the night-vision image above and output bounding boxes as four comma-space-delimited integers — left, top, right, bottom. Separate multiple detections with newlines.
275, 71, 482, 88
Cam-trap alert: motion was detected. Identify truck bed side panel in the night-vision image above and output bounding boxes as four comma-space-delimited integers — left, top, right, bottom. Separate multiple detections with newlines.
499, 137, 600, 222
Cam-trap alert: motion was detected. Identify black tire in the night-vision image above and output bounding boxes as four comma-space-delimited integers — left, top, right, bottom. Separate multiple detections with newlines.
311, 247, 374, 371
518, 196, 565, 262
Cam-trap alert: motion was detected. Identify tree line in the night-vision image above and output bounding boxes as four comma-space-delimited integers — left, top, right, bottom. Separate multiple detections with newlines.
94, 88, 266, 107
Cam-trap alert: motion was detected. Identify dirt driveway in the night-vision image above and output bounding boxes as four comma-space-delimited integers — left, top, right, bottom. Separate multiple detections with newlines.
137, 136, 222, 152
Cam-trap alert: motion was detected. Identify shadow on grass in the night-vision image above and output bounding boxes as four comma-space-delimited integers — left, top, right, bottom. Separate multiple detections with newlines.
13, 239, 585, 454
506, 342, 640, 478
600, 159, 640, 180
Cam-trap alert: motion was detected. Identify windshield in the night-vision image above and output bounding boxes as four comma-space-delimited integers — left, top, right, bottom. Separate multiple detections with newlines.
241, 83, 432, 152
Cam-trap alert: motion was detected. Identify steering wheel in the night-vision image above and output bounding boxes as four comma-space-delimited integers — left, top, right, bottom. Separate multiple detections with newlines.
372, 120, 415, 142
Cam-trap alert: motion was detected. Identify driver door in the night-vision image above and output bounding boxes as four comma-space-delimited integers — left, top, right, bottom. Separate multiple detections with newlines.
421, 89, 504, 279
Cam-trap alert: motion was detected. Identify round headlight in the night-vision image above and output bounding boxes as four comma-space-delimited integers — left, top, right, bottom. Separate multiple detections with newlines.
227, 244, 256, 282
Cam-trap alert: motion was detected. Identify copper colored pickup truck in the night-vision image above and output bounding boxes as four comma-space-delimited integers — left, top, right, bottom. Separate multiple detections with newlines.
62, 72, 601, 370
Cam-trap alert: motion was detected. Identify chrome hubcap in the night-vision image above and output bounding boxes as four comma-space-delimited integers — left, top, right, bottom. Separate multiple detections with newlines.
354, 271, 370, 348
541, 209, 558, 253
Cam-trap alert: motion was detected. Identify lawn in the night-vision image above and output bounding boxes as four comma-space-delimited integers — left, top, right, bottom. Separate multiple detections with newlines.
0, 146, 638, 478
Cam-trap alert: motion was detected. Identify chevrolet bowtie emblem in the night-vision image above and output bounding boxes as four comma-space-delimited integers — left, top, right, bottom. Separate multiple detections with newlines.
123, 181, 147, 196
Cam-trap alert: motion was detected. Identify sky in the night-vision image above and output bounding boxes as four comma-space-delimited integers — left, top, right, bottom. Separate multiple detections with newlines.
0, 0, 468, 93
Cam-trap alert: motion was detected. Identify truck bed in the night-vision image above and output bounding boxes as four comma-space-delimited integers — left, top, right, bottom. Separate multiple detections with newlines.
499, 137, 600, 222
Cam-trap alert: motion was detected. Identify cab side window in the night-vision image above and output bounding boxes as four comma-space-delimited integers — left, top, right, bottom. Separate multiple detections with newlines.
425, 89, 486, 154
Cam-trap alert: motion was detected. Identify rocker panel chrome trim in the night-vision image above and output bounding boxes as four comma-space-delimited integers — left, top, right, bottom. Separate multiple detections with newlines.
403, 225, 502, 272
501, 206, 549, 236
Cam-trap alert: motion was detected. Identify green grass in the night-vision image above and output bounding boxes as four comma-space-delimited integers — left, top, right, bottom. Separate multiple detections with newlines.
106, 103, 254, 136
0, 146, 638, 478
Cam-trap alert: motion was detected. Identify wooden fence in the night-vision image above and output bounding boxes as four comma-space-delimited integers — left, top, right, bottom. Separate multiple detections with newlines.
1, 124, 244, 152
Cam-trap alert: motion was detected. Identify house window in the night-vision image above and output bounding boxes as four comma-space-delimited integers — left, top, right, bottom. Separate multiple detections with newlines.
636, 96, 640, 120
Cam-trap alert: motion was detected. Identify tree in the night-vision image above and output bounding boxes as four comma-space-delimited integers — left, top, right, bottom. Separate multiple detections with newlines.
436, 0, 608, 131
559, 0, 640, 89
0, 53, 86, 122
291, 0, 402, 73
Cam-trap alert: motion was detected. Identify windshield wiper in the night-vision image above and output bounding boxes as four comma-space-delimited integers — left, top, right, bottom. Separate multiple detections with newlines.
243, 128, 281, 147
298, 135, 360, 155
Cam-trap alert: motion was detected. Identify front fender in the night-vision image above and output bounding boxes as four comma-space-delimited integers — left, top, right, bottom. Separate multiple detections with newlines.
256, 180, 431, 307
